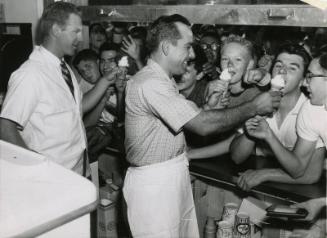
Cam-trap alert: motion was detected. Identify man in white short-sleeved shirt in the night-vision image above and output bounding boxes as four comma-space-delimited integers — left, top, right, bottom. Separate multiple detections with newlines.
242, 54, 327, 190
297, 100, 327, 148
123, 14, 281, 238
232, 45, 325, 191
0, 2, 118, 176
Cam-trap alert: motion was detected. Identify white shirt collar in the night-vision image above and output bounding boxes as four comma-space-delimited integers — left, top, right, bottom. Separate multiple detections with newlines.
290, 93, 308, 115
147, 58, 172, 82
31, 45, 62, 67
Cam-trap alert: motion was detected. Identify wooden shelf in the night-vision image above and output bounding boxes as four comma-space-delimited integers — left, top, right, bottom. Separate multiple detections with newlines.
80, 4, 327, 27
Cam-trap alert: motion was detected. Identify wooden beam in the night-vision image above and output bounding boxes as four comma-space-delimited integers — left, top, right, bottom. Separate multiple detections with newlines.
80, 4, 327, 27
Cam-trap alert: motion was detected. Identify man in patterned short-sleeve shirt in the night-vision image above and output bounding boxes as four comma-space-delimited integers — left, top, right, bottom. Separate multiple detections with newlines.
123, 14, 281, 238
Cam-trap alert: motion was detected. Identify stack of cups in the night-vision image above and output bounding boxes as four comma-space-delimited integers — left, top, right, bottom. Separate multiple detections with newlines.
217, 220, 233, 238
221, 203, 238, 225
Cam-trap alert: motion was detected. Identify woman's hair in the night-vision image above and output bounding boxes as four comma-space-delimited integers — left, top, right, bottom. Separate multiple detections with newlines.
35, 2, 80, 45
221, 35, 255, 60
89, 23, 106, 36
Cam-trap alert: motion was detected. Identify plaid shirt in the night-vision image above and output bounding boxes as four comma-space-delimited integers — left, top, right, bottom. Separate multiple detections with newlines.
125, 59, 201, 166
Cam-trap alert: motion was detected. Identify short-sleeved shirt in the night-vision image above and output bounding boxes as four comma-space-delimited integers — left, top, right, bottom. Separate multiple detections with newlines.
297, 100, 327, 148
256, 94, 308, 156
79, 78, 94, 94
0, 46, 87, 174
124, 59, 201, 166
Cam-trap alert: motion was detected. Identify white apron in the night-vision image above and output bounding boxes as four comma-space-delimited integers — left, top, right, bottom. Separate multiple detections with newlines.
123, 153, 199, 238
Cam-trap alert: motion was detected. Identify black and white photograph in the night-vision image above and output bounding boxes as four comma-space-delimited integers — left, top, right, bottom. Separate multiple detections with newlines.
0, 0, 326, 237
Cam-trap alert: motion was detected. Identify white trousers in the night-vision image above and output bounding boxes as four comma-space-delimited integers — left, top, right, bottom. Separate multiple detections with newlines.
123, 153, 199, 238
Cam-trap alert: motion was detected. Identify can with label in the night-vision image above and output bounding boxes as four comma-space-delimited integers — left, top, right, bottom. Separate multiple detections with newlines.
217, 220, 233, 238
97, 198, 118, 238
233, 212, 251, 238
221, 203, 239, 226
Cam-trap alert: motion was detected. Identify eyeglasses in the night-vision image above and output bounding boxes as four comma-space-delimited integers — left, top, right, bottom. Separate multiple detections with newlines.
305, 72, 327, 82
200, 43, 219, 51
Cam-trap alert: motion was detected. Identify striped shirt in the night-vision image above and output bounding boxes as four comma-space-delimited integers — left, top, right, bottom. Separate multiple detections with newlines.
125, 59, 201, 166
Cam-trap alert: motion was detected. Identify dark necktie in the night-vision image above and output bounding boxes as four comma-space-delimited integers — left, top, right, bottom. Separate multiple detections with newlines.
60, 60, 75, 98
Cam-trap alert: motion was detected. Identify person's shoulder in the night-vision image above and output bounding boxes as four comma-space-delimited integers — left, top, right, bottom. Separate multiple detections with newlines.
230, 85, 260, 106
130, 66, 166, 89
10, 59, 41, 83
297, 100, 325, 124
300, 100, 320, 114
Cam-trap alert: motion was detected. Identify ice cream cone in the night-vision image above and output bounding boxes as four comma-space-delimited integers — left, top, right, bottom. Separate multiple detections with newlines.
270, 74, 285, 91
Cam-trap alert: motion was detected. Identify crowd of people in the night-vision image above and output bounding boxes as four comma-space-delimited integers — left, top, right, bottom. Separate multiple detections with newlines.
0, 2, 326, 238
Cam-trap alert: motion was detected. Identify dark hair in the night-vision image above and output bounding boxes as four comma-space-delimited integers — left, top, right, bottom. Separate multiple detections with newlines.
317, 52, 327, 71
201, 31, 220, 42
35, 2, 80, 45
188, 43, 208, 73
130, 26, 147, 41
146, 14, 191, 54
276, 43, 312, 75
72, 49, 98, 69
89, 23, 106, 35
99, 42, 120, 56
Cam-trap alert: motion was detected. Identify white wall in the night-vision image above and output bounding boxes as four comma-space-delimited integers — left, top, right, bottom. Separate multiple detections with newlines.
0, 0, 43, 44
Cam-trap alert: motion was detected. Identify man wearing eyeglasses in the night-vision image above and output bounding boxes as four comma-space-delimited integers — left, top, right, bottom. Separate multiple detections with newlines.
200, 31, 221, 80
238, 52, 327, 191
239, 51, 327, 238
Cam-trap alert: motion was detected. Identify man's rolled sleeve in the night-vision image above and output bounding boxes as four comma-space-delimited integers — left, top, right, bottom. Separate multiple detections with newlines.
142, 79, 201, 133
0, 70, 39, 129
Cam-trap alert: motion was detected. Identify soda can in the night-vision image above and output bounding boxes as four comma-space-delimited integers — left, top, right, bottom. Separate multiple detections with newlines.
217, 220, 233, 238
222, 203, 238, 225
233, 212, 251, 238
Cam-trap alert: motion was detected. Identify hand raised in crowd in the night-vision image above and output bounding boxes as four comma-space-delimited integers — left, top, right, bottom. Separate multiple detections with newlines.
237, 169, 266, 191
202, 62, 219, 80
219, 91, 231, 108
204, 91, 222, 110
245, 115, 271, 140
258, 54, 274, 72
121, 35, 141, 61
204, 91, 230, 110
253, 91, 282, 115
103, 66, 120, 84
244, 68, 270, 86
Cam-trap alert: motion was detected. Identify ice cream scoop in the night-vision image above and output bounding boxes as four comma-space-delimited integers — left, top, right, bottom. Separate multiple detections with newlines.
205, 69, 232, 108
118, 56, 129, 67
207, 69, 232, 95
271, 74, 285, 91
117, 56, 129, 79
220, 68, 232, 82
